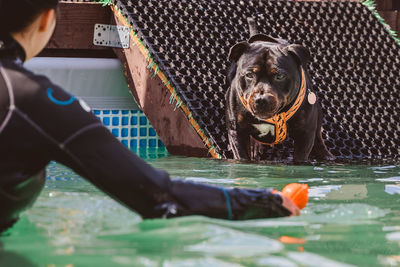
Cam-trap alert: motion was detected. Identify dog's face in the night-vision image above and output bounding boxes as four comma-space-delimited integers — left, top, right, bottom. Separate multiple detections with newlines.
227, 35, 310, 120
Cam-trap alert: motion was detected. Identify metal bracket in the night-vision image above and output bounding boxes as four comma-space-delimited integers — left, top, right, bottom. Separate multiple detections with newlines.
93, 24, 130, 48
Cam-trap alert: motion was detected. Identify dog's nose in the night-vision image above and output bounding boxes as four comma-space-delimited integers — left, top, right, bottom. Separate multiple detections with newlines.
255, 95, 276, 106
254, 95, 278, 112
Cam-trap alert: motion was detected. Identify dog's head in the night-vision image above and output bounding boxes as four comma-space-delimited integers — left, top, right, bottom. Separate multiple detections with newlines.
227, 34, 310, 120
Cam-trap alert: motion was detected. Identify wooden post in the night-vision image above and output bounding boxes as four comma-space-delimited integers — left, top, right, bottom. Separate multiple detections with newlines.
111, 14, 210, 158
376, 0, 393, 10
394, 1, 400, 10
41, 2, 114, 57
398, 11, 400, 32
378, 10, 398, 31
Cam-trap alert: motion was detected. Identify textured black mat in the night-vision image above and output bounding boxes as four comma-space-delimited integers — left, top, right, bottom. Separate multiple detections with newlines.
111, 0, 399, 163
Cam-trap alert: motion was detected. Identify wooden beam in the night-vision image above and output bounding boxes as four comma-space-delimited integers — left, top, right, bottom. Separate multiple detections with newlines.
376, 0, 393, 11
378, 10, 398, 31
394, 1, 400, 10
398, 11, 400, 32
111, 14, 209, 158
43, 2, 114, 56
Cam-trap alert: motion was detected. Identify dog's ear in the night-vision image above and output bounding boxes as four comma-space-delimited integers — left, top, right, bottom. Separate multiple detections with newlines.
248, 34, 289, 45
228, 41, 249, 62
285, 44, 310, 66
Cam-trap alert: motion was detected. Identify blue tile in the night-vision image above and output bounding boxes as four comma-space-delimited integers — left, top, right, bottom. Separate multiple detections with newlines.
93, 110, 101, 115
103, 110, 110, 115
140, 127, 147, 136
112, 117, 120, 126
121, 128, 129, 137
149, 128, 157, 137
131, 110, 138, 114
103, 117, 110, 126
112, 110, 119, 114
122, 117, 129, 125
131, 116, 138, 125
130, 139, 137, 147
139, 139, 147, 147
149, 139, 157, 147
112, 129, 119, 137
122, 140, 128, 147
158, 140, 165, 147
139, 117, 147, 125
122, 110, 129, 114
131, 128, 138, 137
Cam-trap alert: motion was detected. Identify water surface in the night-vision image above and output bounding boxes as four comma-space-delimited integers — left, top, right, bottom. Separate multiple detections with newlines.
1, 150, 400, 267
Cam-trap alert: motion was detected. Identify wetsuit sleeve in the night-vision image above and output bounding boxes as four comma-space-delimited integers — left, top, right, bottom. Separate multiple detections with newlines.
58, 124, 290, 220
26, 80, 290, 220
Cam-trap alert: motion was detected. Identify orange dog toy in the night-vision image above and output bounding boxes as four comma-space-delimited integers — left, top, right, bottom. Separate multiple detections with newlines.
281, 183, 309, 209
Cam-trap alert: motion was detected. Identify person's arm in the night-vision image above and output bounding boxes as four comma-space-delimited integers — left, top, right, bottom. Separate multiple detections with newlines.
55, 122, 296, 219
33, 82, 296, 219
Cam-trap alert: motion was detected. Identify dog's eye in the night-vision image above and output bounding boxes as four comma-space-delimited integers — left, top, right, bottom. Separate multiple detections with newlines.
274, 73, 287, 81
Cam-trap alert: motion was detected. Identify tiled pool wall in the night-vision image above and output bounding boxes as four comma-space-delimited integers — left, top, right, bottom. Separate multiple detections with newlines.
93, 109, 168, 157
25, 57, 168, 157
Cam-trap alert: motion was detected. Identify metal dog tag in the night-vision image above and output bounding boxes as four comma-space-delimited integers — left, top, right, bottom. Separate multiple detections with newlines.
93, 24, 130, 48
308, 92, 317, 105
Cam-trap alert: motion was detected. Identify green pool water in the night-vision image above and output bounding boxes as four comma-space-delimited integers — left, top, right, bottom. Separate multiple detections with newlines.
1, 149, 400, 267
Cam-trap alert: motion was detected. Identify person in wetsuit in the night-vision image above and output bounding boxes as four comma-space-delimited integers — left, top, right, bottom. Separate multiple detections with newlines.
0, 0, 299, 231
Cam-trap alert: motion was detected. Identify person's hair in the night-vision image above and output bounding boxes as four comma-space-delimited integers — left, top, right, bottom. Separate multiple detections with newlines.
0, 0, 59, 34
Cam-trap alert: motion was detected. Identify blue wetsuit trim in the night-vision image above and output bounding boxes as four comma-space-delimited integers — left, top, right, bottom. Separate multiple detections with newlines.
47, 88, 76, 106
222, 188, 233, 220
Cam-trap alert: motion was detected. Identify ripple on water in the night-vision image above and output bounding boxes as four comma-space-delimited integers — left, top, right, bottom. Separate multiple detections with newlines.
385, 184, 400, 195
301, 203, 389, 224
185, 225, 284, 257
386, 232, 400, 242
287, 252, 356, 267
25, 191, 141, 247
376, 176, 400, 182
257, 256, 298, 267
163, 258, 244, 267
309, 185, 342, 198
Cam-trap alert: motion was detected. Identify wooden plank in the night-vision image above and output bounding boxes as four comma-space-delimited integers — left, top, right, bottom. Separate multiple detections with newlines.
395, 1, 400, 10
376, 0, 393, 11
46, 2, 111, 50
398, 11, 400, 32
111, 14, 209, 157
378, 11, 398, 31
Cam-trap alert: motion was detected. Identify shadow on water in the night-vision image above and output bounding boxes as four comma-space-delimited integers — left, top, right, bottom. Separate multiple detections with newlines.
0, 242, 37, 267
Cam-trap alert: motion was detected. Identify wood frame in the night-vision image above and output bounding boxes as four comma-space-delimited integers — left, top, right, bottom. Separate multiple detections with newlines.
41, 2, 114, 57
42, 1, 399, 158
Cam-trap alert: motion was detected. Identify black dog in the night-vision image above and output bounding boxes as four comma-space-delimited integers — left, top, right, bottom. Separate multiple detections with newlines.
225, 22, 333, 162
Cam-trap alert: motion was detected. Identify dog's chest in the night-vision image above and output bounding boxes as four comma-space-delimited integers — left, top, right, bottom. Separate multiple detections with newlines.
250, 123, 276, 144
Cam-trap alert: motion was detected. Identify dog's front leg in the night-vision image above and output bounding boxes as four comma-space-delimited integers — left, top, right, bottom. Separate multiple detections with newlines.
292, 129, 316, 163
228, 127, 251, 160
226, 88, 251, 160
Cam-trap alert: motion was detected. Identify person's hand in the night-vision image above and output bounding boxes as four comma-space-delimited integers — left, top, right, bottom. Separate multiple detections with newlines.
277, 192, 300, 216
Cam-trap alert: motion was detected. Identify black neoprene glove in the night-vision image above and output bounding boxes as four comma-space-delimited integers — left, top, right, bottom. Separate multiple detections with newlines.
153, 179, 291, 220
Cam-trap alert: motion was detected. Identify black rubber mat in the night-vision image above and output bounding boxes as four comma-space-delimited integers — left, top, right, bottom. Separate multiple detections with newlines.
111, 0, 400, 163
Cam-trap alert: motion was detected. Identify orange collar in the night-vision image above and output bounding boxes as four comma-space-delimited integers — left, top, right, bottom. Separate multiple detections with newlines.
238, 68, 307, 145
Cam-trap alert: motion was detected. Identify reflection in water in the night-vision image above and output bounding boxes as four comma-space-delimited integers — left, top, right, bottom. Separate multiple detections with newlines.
0, 243, 37, 267
325, 184, 368, 200
287, 251, 355, 267
185, 225, 284, 257
385, 184, 400, 195
309, 185, 341, 198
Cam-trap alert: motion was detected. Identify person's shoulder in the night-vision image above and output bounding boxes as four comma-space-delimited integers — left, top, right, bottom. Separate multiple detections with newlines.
2, 60, 57, 93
